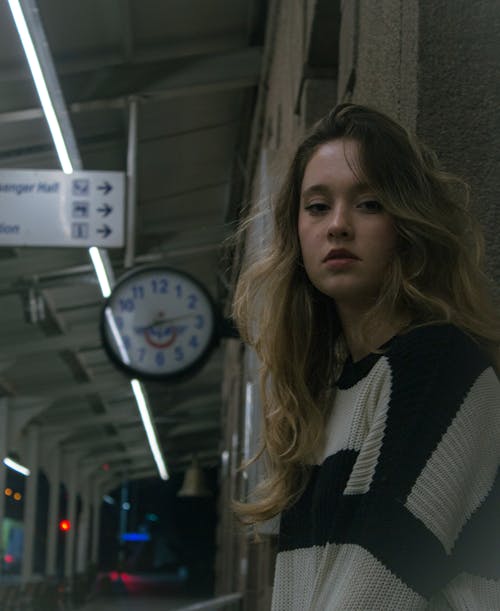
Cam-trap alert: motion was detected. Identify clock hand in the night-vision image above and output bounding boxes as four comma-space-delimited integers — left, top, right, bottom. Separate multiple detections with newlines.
151, 314, 197, 326
133, 314, 197, 334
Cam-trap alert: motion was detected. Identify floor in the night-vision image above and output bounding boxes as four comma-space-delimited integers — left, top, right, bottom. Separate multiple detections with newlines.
78, 572, 208, 611
79, 594, 206, 611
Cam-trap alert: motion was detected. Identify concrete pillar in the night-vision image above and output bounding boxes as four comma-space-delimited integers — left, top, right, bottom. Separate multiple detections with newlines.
21, 425, 39, 582
91, 479, 102, 565
0, 400, 8, 568
415, 0, 500, 291
338, 0, 499, 291
338, 0, 419, 128
45, 446, 61, 576
64, 454, 78, 580
76, 478, 90, 574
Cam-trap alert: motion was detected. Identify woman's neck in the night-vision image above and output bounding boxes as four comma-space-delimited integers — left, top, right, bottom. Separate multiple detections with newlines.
338, 305, 408, 363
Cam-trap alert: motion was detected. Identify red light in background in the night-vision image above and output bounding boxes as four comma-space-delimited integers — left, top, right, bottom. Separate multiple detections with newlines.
59, 519, 71, 532
102, 463, 110, 471
4, 554, 14, 564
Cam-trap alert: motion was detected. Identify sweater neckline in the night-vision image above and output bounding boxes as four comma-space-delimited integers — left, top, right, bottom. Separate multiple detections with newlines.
337, 335, 397, 389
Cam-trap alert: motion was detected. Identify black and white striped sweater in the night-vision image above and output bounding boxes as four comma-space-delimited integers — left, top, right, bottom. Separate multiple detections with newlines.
272, 324, 499, 610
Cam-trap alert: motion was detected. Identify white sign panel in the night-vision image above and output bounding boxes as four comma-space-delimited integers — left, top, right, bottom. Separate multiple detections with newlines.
0, 169, 125, 247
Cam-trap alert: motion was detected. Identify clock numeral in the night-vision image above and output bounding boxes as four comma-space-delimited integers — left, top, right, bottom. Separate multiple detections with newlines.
176, 284, 183, 298
151, 278, 168, 294
155, 352, 165, 367
132, 285, 144, 299
174, 346, 184, 362
123, 336, 131, 350
119, 298, 134, 313
115, 316, 124, 330
138, 348, 146, 362
189, 335, 199, 348
187, 294, 198, 310
195, 315, 204, 329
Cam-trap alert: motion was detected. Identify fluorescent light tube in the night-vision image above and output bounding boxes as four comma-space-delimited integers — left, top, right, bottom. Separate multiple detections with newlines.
131, 379, 169, 480
3, 457, 31, 477
104, 307, 130, 364
89, 247, 112, 298
7, 0, 73, 174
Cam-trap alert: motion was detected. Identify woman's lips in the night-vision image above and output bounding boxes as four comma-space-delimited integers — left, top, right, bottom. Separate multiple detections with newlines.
324, 257, 358, 269
323, 249, 360, 268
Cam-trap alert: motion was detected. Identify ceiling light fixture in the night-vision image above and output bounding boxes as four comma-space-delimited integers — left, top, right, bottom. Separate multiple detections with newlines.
3, 457, 31, 477
7, 0, 73, 174
89, 247, 112, 298
8, 1, 114, 299
103, 307, 130, 364
131, 379, 169, 480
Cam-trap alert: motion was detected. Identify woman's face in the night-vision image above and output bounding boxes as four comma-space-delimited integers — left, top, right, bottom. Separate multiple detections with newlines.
298, 139, 397, 311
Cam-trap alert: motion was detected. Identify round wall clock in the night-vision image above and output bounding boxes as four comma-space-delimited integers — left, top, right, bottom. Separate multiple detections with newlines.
100, 266, 218, 381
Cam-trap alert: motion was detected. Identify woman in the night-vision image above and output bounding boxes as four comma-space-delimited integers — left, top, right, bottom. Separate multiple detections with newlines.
233, 104, 499, 609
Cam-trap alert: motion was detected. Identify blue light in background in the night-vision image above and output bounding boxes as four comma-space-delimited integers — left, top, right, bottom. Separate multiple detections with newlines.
121, 532, 151, 542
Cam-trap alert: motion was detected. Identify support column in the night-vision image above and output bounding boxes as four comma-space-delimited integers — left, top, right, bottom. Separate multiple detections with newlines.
0, 400, 8, 575
64, 455, 78, 580
91, 479, 102, 565
46, 446, 61, 576
21, 425, 39, 582
76, 478, 90, 574
124, 95, 138, 269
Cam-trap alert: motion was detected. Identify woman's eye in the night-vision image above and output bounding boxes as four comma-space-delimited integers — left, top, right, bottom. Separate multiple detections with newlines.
358, 200, 382, 212
305, 202, 328, 214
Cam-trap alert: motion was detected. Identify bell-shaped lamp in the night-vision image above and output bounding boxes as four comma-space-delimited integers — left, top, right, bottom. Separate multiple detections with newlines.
177, 456, 211, 497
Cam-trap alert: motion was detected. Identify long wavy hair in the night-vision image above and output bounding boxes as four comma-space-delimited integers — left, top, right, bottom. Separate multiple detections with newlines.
232, 103, 500, 524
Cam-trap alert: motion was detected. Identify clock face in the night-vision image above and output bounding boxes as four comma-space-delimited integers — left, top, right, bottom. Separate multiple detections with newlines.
101, 266, 217, 381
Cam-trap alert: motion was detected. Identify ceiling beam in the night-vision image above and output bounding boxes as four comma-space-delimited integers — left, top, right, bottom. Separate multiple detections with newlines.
0, 47, 262, 125
0, 322, 98, 359
168, 419, 220, 438
0, 35, 249, 83
43, 410, 138, 433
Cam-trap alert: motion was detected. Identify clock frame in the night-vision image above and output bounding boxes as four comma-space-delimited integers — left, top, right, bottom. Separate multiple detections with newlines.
100, 265, 219, 382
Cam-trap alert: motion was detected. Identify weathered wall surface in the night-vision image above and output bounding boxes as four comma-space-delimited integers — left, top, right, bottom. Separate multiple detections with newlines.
416, 0, 500, 286
340, 0, 499, 286
344, 0, 419, 129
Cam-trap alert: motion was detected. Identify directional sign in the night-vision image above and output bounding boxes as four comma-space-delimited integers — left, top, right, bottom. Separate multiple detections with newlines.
0, 169, 125, 247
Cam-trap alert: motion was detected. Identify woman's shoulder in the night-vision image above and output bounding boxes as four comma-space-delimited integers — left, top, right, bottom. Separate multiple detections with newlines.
387, 323, 493, 372
382, 324, 497, 412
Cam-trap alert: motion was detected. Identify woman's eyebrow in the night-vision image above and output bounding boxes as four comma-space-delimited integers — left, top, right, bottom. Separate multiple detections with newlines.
301, 182, 373, 199
301, 184, 330, 199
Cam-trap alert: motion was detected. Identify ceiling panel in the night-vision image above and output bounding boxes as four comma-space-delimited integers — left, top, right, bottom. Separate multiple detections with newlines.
0, 0, 266, 487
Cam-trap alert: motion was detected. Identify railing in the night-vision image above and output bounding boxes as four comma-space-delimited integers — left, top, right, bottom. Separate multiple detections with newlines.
176, 592, 243, 611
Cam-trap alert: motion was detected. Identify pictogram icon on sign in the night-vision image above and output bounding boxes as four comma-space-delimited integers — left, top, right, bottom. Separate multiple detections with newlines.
72, 179, 89, 196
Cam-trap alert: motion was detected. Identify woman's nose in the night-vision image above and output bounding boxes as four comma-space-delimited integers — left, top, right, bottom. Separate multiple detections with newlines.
327, 203, 352, 239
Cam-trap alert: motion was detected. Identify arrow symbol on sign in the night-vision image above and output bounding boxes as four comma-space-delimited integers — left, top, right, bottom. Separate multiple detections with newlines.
97, 203, 113, 217
97, 181, 113, 195
97, 224, 112, 238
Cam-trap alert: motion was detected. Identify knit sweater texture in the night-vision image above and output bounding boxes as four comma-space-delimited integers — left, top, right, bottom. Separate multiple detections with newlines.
271, 324, 500, 610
